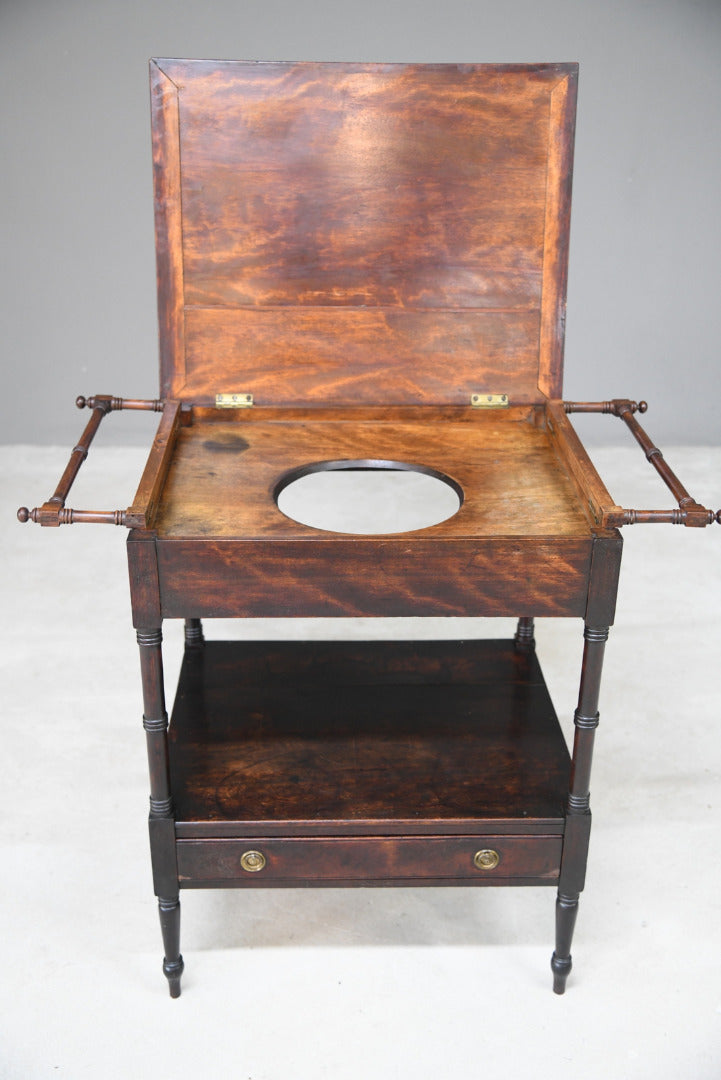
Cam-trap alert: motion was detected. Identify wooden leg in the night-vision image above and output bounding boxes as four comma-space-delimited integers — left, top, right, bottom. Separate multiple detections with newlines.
184, 618, 205, 648
552, 893, 579, 993
159, 896, 184, 999
514, 617, 535, 651
137, 626, 183, 998
551, 624, 608, 994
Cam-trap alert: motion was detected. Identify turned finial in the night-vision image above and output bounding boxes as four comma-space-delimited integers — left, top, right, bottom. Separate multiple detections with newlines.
638, 400, 648, 413
76, 395, 87, 409
17, 506, 30, 523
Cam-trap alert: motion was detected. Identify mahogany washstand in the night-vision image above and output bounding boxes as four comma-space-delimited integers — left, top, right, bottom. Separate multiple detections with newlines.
18, 60, 719, 996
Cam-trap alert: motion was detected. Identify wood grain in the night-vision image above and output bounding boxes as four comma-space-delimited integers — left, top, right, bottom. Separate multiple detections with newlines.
150, 61, 185, 401
168, 640, 571, 835
151, 60, 578, 405
546, 401, 619, 527
125, 400, 182, 529
538, 72, 577, 399
176, 836, 562, 887
156, 536, 591, 618
126, 529, 162, 627
153, 409, 591, 540
181, 307, 542, 406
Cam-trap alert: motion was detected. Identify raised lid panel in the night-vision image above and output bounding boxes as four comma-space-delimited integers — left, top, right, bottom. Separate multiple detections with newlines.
151, 60, 577, 404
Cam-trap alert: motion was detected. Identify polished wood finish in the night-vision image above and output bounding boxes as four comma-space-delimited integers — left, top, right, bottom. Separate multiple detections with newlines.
76, 394, 165, 412
538, 76, 577, 398
148, 406, 596, 618
182, 308, 545, 406
614, 403, 718, 526
151, 60, 577, 406
168, 640, 571, 837
125, 401, 182, 530
177, 835, 563, 888
563, 398, 647, 415
552, 623, 609, 994
514, 616, 536, 651
17, 398, 112, 526
17, 396, 172, 528
137, 59, 617, 995
23, 60, 690, 996
158, 896, 183, 1000
585, 533, 623, 627
156, 535, 592, 619
183, 617, 204, 648
153, 408, 591, 539
126, 530, 162, 627
561, 399, 721, 527
546, 401, 620, 528
18, 506, 127, 526
137, 625, 184, 998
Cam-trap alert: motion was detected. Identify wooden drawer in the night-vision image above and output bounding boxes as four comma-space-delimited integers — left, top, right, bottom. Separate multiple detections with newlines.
176, 835, 562, 887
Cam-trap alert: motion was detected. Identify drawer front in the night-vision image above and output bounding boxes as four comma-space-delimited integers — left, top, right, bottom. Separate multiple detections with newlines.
176, 835, 562, 887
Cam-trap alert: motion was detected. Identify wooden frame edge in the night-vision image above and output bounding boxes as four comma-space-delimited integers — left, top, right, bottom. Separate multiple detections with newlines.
126, 400, 182, 529
150, 61, 186, 402
545, 401, 622, 528
538, 67, 578, 400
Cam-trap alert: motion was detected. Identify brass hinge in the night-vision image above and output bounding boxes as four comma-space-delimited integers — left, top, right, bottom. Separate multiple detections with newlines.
215, 393, 254, 409
471, 393, 509, 408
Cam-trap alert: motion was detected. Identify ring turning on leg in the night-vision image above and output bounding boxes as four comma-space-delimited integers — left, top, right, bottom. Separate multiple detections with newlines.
158, 896, 184, 998
551, 624, 609, 993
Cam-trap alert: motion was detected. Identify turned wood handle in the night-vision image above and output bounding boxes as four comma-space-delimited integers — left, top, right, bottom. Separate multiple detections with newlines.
76, 395, 164, 412
17, 394, 162, 527
17, 506, 127, 526
563, 399, 648, 416
563, 399, 720, 527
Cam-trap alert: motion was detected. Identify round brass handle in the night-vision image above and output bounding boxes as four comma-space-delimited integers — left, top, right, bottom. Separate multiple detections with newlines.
240, 850, 266, 873
473, 849, 500, 871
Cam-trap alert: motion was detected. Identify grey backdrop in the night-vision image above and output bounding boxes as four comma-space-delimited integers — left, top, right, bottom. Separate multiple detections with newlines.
2, 0, 719, 446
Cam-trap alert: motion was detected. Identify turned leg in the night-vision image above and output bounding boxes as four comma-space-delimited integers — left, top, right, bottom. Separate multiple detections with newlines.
514, 617, 535, 651
551, 624, 608, 994
184, 618, 205, 648
158, 895, 184, 999
138, 626, 183, 998
552, 894, 579, 993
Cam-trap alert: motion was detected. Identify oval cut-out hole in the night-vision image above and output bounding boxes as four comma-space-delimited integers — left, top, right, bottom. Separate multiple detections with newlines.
275, 460, 463, 535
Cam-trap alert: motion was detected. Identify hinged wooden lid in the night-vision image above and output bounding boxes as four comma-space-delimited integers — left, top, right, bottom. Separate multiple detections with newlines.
151, 60, 577, 406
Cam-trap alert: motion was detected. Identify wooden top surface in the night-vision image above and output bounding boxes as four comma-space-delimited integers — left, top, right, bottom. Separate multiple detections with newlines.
152, 407, 592, 539
151, 60, 577, 406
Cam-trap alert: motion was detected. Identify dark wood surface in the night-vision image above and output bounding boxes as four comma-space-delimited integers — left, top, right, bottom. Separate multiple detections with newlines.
151, 60, 577, 405
176, 835, 563, 888
146, 405, 598, 619
153, 407, 592, 539
13, 57, 662, 994
168, 640, 571, 837
136, 59, 613, 992
155, 535, 592, 619
552, 623, 609, 994
125, 400, 183, 529
550, 400, 720, 529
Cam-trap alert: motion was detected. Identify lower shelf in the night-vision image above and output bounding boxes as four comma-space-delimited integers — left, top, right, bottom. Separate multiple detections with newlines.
167, 639, 571, 889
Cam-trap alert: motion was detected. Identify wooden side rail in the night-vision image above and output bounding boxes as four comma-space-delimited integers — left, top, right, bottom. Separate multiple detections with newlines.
17, 395, 168, 528
76, 395, 164, 413
563, 399, 720, 527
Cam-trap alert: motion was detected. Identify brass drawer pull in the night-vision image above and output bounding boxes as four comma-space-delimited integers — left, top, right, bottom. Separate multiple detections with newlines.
240, 850, 266, 873
474, 849, 500, 871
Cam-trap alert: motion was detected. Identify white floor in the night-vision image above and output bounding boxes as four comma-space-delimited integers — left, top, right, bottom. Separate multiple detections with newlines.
2, 444, 721, 1080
